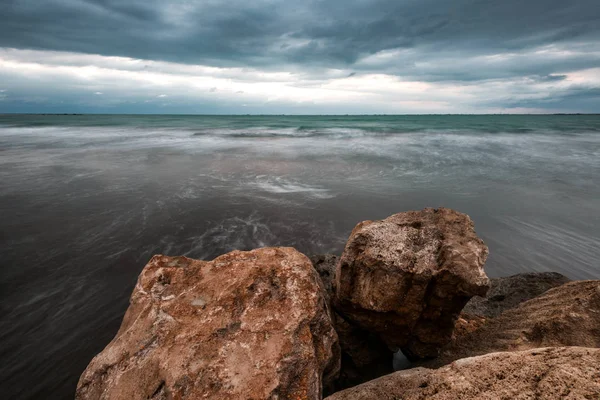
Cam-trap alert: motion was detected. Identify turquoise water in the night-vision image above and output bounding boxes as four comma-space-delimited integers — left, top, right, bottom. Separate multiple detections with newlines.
1, 114, 600, 398
2, 113, 600, 132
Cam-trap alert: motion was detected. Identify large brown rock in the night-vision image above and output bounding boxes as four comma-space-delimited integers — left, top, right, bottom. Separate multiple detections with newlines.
76, 248, 340, 400
335, 208, 489, 359
425, 280, 600, 368
326, 347, 600, 400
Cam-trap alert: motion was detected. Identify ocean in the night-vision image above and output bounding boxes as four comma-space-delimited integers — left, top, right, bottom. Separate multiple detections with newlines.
1, 114, 599, 398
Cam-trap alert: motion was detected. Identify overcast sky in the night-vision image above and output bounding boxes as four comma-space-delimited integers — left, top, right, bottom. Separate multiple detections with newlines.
1, 0, 599, 114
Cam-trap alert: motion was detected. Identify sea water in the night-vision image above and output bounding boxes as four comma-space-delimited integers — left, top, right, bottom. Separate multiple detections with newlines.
1, 114, 599, 398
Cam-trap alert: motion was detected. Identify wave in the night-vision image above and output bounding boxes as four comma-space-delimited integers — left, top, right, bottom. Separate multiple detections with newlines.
182, 213, 277, 258
247, 176, 335, 199
189, 127, 600, 140
191, 126, 381, 139
193, 127, 321, 138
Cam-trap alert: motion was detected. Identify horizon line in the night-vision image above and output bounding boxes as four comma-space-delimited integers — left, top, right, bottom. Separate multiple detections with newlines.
1, 113, 598, 117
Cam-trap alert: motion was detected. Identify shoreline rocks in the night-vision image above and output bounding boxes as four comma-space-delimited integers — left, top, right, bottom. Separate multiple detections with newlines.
325, 347, 600, 399
448, 271, 571, 342
462, 271, 570, 318
76, 208, 600, 400
422, 279, 600, 368
76, 248, 340, 400
334, 208, 490, 359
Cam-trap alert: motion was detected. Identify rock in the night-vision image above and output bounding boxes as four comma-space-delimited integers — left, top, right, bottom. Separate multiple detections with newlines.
325, 347, 600, 400
335, 208, 489, 359
76, 248, 340, 400
425, 280, 600, 368
310, 254, 338, 300
333, 313, 394, 391
463, 272, 570, 318
451, 314, 487, 340
310, 254, 394, 391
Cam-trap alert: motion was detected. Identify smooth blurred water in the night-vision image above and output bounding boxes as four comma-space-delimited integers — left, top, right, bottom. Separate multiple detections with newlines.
1, 114, 599, 399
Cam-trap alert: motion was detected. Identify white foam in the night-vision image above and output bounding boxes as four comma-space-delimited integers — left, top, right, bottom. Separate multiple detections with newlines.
249, 176, 335, 199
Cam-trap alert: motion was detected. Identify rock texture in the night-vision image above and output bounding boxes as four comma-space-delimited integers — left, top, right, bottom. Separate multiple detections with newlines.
326, 347, 600, 400
425, 280, 600, 368
310, 254, 338, 301
310, 254, 394, 391
335, 208, 490, 359
332, 313, 394, 391
76, 248, 340, 400
463, 272, 570, 318
450, 314, 488, 341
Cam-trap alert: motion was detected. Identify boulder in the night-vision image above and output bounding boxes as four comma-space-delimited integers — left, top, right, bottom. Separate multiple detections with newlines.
463, 272, 570, 318
326, 347, 600, 400
76, 248, 340, 400
335, 208, 489, 359
425, 280, 600, 368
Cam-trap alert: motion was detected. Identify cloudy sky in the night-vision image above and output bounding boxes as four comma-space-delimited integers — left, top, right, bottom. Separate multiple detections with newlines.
1, 0, 599, 114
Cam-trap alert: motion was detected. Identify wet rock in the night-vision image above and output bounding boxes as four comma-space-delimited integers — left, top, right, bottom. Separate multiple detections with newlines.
463, 272, 570, 318
76, 248, 340, 400
326, 347, 600, 400
425, 280, 600, 368
335, 208, 489, 359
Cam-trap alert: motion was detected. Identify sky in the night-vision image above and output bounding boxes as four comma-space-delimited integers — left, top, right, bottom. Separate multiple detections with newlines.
0, 0, 599, 114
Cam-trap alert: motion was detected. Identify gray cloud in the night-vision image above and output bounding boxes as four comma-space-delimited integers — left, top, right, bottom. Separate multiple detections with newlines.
0, 0, 599, 112
505, 85, 600, 110
2, 0, 599, 70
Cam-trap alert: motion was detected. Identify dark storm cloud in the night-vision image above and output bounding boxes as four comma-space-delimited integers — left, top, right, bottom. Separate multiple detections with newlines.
537, 74, 568, 82
506, 85, 600, 108
1, 0, 599, 76
351, 42, 600, 82
1, 0, 599, 113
